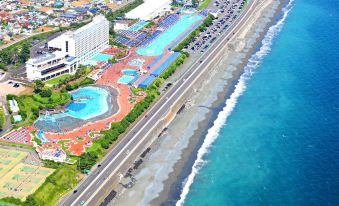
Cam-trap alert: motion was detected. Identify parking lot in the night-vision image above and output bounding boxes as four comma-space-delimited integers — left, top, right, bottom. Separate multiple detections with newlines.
185, 0, 247, 54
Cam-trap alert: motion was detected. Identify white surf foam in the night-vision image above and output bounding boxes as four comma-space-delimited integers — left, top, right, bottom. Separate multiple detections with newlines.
176, 1, 294, 205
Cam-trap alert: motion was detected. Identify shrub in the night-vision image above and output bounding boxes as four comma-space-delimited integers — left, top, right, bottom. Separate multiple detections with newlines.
65, 84, 72, 91
40, 89, 52, 98
173, 14, 215, 52
6, 94, 16, 101
78, 152, 98, 172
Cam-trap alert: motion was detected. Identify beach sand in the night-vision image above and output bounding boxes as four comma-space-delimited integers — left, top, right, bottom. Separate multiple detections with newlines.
111, 1, 284, 205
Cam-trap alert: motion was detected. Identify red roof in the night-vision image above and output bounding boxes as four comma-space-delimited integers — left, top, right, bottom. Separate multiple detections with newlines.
0, 12, 10, 19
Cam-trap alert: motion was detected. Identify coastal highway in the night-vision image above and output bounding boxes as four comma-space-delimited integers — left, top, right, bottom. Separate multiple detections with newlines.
59, 0, 260, 205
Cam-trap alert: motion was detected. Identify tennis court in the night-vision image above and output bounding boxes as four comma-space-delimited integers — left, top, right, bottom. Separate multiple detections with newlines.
0, 148, 28, 178
0, 148, 54, 200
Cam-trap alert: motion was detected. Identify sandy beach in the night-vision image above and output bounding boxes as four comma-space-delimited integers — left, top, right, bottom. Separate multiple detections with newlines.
111, 0, 285, 205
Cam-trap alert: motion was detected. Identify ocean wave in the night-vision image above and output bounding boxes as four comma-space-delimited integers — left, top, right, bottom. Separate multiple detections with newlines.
175, 1, 294, 205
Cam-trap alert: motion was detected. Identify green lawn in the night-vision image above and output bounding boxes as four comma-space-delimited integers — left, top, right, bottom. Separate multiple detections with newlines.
58, 140, 71, 154
0, 201, 18, 206
9, 91, 71, 128
86, 141, 106, 158
0, 107, 5, 129
0, 141, 34, 150
32, 92, 70, 105
45, 74, 72, 86
31, 165, 79, 206
198, 0, 212, 10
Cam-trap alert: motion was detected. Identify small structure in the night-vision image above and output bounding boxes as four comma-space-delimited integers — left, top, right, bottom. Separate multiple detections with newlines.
114, 21, 130, 30
125, 0, 172, 20
13, 115, 22, 122
9, 99, 19, 113
36, 147, 67, 162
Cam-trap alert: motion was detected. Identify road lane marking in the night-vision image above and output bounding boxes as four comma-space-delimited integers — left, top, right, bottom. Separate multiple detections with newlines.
68, 1, 258, 205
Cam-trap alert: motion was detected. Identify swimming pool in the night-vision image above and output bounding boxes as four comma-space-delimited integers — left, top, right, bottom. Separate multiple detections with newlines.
136, 14, 203, 57
65, 86, 109, 120
118, 75, 135, 84
82, 59, 98, 66
181, 8, 196, 14
128, 20, 148, 31
93, 53, 113, 62
34, 86, 111, 131
122, 69, 138, 76
128, 58, 145, 67
37, 130, 48, 144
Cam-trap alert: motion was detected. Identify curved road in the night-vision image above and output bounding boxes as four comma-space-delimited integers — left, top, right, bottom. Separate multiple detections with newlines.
59, 0, 261, 205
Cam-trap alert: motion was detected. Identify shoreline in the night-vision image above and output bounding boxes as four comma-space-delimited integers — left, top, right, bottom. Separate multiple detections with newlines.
154, 64, 244, 206
156, 1, 288, 205
112, 0, 286, 205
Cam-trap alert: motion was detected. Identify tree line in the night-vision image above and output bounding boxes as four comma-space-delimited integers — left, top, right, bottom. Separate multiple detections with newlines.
77, 53, 188, 172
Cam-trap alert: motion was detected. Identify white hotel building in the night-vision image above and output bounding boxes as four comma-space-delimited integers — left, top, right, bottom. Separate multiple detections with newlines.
26, 15, 109, 81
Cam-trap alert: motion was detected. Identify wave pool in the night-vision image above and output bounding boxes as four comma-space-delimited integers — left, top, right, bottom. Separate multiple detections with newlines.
65, 86, 109, 120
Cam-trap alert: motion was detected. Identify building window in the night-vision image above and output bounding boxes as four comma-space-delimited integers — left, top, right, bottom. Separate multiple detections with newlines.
66, 41, 69, 53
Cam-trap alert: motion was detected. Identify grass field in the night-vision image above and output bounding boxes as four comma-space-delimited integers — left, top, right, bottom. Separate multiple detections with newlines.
31, 165, 78, 206
198, 0, 212, 10
0, 141, 34, 150
0, 107, 5, 129
45, 74, 72, 86
86, 141, 105, 158
9, 91, 71, 128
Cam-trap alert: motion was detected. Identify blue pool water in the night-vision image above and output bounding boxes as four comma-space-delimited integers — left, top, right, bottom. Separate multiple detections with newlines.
122, 69, 138, 76
128, 58, 145, 67
128, 20, 148, 31
118, 75, 135, 84
178, 0, 339, 205
67, 102, 86, 111
37, 130, 48, 144
93, 53, 113, 62
136, 14, 203, 57
82, 59, 97, 66
65, 86, 109, 120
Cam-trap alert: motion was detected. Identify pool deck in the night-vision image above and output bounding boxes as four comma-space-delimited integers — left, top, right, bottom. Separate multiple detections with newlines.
4, 11, 206, 158
25, 50, 181, 156
27, 50, 151, 156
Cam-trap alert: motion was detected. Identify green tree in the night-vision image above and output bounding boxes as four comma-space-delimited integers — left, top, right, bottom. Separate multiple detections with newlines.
33, 80, 45, 92
19, 43, 31, 63
0, 62, 6, 70
25, 195, 38, 206
78, 152, 98, 172
116, 52, 125, 59
40, 89, 52, 98
65, 84, 73, 91
108, 57, 117, 64
0, 50, 11, 64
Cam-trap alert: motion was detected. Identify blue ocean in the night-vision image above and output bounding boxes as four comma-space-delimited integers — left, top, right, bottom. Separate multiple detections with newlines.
177, 0, 339, 205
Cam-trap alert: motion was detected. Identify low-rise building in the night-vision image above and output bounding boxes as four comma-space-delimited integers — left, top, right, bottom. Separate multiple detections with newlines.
26, 51, 77, 81
113, 20, 130, 30
36, 147, 67, 162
